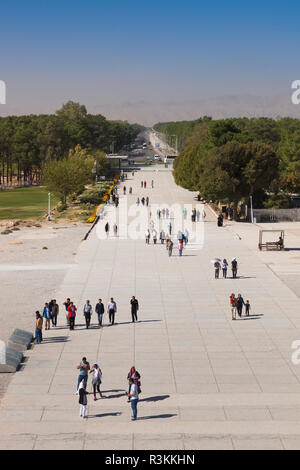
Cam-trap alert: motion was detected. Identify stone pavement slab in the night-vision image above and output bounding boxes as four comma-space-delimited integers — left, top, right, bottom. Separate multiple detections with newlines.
2, 170, 300, 449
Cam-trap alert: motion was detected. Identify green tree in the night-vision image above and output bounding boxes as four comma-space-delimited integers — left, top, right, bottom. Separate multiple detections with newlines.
42, 145, 94, 204
199, 141, 278, 219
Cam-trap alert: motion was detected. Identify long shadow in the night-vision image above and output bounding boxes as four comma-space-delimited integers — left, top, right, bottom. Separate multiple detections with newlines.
88, 412, 122, 419
104, 392, 127, 399
285, 248, 300, 251
138, 414, 177, 420
235, 314, 264, 321
139, 395, 170, 403
41, 336, 69, 343
102, 389, 126, 394
109, 320, 162, 326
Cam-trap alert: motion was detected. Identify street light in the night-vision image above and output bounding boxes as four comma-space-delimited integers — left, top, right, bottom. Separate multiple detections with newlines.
47, 192, 51, 221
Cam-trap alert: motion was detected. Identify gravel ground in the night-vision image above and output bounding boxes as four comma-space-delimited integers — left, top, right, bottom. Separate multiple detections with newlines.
0, 221, 88, 399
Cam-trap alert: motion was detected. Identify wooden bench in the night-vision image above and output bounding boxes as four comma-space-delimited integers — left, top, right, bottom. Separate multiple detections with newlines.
259, 242, 284, 251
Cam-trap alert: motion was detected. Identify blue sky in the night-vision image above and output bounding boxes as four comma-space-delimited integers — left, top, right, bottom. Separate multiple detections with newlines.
1, 0, 300, 124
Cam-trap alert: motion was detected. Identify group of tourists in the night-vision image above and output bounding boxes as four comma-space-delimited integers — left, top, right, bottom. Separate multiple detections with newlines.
136, 196, 150, 206
183, 207, 206, 222
230, 293, 251, 320
213, 258, 238, 279
34, 296, 140, 338
77, 358, 141, 421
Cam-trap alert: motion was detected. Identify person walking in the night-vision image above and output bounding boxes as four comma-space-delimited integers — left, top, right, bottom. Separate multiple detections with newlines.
202, 209, 206, 221
166, 208, 169, 219
146, 196, 149, 207
128, 378, 139, 421
160, 230, 166, 244
136, 197, 140, 206
90, 363, 103, 400
43, 303, 51, 330
230, 294, 237, 320
127, 366, 141, 400
168, 222, 172, 236
113, 224, 118, 236
178, 239, 183, 256
151, 180, 154, 188
168, 240, 174, 257
51, 299, 59, 327
141, 181, 143, 188
105, 222, 110, 238
196, 209, 200, 222
76, 357, 90, 390
214, 260, 221, 279
123, 186, 126, 195
152, 229, 157, 245
245, 300, 251, 316
67, 302, 77, 330
184, 229, 189, 246
129, 187, 132, 194
78, 379, 89, 419
183, 208, 187, 220
222, 259, 228, 279
231, 258, 238, 278
83, 300, 92, 329
141, 197, 145, 206
130, 296, 139, 323
35, 311, 43, 344
63, 298, 71, 326
107, 297, 117, 325
144, 181, 147, 188
95, 299, 104, 327
236, 294, 245, 318
145, 229, 150, 244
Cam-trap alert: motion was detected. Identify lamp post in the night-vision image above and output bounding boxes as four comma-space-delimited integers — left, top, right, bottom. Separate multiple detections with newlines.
250, 195, 254, 223
47, 192, 51, 221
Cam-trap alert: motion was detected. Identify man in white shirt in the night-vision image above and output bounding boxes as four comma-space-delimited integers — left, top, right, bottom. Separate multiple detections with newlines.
128, 377, 139, 421
83, 300, 92, 329
107, 298, 117, 325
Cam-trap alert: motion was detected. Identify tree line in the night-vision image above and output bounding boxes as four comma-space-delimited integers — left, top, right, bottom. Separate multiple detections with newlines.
154, 117, 300, 217
0, 101, 142, 185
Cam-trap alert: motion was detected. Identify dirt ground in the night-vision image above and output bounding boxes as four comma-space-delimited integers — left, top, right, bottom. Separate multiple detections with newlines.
0, 219, 88, 399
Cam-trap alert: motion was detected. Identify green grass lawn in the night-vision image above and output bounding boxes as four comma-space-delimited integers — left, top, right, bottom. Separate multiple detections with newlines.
0, 187, 59, 220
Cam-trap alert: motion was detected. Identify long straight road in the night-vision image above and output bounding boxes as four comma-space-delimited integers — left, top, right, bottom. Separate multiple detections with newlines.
1, 169, 300, 450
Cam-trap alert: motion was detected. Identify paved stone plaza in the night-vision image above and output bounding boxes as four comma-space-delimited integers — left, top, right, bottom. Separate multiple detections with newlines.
1, 169, 300, 450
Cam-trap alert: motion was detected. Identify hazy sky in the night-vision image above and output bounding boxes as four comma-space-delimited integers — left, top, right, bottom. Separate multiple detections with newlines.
1, 0, 300, 124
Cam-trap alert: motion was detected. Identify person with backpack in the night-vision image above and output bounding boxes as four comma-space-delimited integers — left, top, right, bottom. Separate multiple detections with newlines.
83, 300, 93, 329
168, 240, 174, 257
50, 299, 59, 327
67, 302, 77, 330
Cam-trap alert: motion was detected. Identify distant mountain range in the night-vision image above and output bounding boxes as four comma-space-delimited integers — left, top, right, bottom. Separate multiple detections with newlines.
1, 93, 300, 126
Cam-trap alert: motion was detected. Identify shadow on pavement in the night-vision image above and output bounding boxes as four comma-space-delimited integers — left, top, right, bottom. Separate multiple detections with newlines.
41, 336, 69, 343
88, 412, 122, 419
139, 395, 170, 403
138, 414, 177, 420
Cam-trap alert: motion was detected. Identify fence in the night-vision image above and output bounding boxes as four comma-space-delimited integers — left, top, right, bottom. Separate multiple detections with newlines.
252, 208, 300, 223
